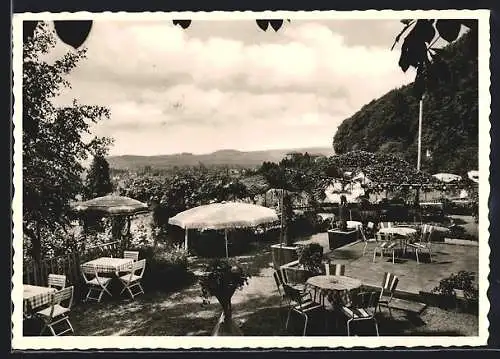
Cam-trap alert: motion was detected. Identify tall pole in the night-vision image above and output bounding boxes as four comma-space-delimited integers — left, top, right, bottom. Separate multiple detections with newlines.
415, 95, 424, 221
417, 96, 424, 172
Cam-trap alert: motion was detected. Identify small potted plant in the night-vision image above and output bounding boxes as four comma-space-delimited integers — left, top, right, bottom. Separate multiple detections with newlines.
199, 259, 250, 336
281, 243, 324, 284
430, 271, 478, 312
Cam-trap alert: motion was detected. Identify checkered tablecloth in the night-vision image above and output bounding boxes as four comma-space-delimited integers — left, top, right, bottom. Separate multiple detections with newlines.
306, 275, 362, 309
23, 285, 57, 313
81, 257, 134, 274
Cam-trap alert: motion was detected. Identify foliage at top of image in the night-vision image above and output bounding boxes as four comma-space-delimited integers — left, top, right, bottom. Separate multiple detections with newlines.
391, 19, 477, 100
333, 30, 478, 176
23, 21, 113, 262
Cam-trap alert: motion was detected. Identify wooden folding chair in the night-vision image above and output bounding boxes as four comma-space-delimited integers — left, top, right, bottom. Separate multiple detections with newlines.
36, 286, 74, 336
118, 259, 146, 300
81, 264, 112, 302
48, 274, 67, 290
123, 250, 139, 262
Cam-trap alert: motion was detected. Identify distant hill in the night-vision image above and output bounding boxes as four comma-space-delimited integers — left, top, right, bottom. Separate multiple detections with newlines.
107, 147, 335, 170
332, 29, 478, 176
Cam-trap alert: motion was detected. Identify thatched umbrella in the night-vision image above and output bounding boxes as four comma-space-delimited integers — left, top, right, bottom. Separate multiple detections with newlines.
72, 194, 149, 238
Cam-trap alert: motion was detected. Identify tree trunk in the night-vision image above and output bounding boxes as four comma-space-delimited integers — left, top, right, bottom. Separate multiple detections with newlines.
32, 223, 42, 264
222, 301, 233, 332
212, 298, 243, 336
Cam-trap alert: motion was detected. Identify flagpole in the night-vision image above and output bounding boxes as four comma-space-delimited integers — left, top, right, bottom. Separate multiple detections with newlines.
415, 94, 424, 221
417, 95, 424, 172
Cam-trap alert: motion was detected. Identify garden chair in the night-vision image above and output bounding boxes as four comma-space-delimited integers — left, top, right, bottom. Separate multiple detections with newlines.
81, 264, 113, 302
118, 259, 146, 300
324, 263, 346, 276
279, 266, 307, 293
283, 283, 324, 336
379, 222, 393, 230
359, 224, 376, 256
340, 291, 380, 336
36, 286, 74, 336
373, 233, 400, 264
48, 274, 67, 290
123, 250, 140, 262
407, 225, 434, 264
378, 272, 399, 317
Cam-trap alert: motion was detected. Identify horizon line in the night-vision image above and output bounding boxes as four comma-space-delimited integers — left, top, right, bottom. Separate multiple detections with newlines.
107, 145, 336, 157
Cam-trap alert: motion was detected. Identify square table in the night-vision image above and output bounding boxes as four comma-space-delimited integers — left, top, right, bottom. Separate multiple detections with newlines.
81, 257, 134, 275
23, 284, 57, 314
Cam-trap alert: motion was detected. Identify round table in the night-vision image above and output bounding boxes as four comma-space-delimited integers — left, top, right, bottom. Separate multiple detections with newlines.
378, 226, 417, 236
346, 220, 363, 230
306, 275, 362, 309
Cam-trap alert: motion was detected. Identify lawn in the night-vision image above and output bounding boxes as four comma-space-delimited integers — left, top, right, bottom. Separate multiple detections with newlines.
61, 240, 478, 337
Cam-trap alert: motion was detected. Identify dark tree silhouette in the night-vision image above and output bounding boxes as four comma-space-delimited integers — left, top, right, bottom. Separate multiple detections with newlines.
85, 154, 114, 199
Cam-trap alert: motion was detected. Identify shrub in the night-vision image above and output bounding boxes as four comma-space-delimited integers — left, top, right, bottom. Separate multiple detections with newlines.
296, 243, 324, 274
142, 245, 191, 291
432, 271, 478, 301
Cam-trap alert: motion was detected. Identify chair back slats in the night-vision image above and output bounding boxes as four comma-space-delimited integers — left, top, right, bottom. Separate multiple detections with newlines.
124, 259, 146, 281
273, 270, 283, 295
123, 251, 139, 261
351, 291, 379, 311
48, 274, 67, 289
282, 283, 303, 305
380, 222, 393, 229
359, 226, 368, 242
279, 267, 289, 284
324, 263, 345, 276
381, 272, 399, 295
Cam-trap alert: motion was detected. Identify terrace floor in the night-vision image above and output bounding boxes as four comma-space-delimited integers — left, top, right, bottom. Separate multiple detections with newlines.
296, 234, 479, 295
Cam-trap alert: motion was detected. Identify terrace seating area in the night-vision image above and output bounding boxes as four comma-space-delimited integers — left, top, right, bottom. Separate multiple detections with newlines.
23, 247, 147, 336
21, 215, 479, 337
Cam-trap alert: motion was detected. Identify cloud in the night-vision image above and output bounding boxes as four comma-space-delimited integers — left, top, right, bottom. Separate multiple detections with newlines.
46, 19, 415, 155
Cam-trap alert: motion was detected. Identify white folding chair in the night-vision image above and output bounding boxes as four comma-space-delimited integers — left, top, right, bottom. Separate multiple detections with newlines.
123, 250, 139, 262
36, 286, 74, 336
119, 259, 146, 300
81, 264, 113, 302
48, 274, 67, 290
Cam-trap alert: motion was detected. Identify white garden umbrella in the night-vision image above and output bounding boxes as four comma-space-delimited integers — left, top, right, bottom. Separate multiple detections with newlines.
432, 173, 462, 183
168, 201, 279, 258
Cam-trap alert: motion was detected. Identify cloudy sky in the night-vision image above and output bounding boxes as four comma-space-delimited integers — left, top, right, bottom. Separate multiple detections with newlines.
45, 19, 420, 156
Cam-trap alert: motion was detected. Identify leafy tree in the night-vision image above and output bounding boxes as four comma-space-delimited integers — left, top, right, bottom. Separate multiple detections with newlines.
85, 153, 113, 199
333, 31, 478, 175
23, 22, 112, 262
